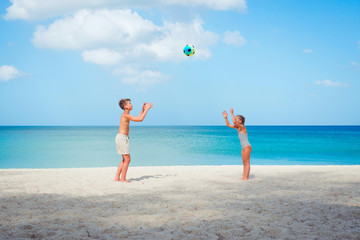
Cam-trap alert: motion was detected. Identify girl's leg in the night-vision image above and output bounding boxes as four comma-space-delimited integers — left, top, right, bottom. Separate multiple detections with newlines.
241, 146, 252, 180
114, 156, 124, 181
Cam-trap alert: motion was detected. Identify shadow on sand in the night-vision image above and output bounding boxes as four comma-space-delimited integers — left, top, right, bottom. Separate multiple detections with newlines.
128, 174, 169, 182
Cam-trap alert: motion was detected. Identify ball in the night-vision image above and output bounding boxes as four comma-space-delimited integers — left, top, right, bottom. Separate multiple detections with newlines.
183, 45, 195, 56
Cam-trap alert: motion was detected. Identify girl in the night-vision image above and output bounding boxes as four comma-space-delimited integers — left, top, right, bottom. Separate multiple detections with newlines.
222, 108, 252, 180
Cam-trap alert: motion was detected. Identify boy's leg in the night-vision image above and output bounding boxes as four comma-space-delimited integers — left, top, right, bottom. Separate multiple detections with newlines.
114, 157, 125, 181
241, 147, 251, 180
120, 154, 131, 182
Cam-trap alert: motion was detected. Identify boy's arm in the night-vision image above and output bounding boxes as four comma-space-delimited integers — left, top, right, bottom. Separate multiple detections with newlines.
141, 103, 146, 113
230, 108, 236, 124
124, 111, 148, 122
222, 111, 236, 129
124, 102, 153, 122
134, 103, 146, 120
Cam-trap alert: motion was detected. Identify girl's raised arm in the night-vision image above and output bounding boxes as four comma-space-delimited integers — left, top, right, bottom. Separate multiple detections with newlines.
230, 108, 236, 124
223, 111, 236, 129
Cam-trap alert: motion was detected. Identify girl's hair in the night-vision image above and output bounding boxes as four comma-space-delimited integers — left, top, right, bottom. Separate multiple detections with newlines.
236, 115, 245, 125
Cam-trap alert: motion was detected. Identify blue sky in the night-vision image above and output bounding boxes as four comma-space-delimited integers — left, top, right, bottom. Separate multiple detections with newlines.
0, 0, 359, 126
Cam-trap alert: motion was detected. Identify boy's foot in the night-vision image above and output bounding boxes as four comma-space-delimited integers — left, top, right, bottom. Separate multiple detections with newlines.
120, 180, 131, 183
114, 178, 121, 181
239, 177, 249, 181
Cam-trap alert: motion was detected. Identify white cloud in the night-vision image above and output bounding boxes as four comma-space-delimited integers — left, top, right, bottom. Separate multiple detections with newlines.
314, 79, 349, 87
32, 9, 218, 62
5, 0, 247, 20
133, 19, 218, 61
32, 9, 159, 50
0, 65, 22, 81
82, 49, 122, 65
30, 9, 220, 89
348, 61, 360, 71
223, 30, 246, 46
303, 48, 312, 53
113, 66, 169, 91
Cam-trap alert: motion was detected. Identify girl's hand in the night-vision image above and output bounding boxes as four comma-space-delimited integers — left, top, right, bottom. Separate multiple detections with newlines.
222, 111, 228, 118
230, 108, 234, 114
142, 103, 146, 111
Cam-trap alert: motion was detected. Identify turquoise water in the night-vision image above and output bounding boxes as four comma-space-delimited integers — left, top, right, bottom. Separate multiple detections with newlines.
0, 126, 359, 168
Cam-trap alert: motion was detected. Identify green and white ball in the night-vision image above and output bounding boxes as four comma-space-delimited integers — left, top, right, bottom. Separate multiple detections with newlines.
183, 45, 195, 56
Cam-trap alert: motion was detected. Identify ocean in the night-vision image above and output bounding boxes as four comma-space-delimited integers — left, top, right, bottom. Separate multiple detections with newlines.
0, 126, 359, 168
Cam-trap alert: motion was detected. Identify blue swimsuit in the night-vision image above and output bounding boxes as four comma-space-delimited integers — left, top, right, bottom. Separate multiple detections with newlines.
238, 131, 251, 150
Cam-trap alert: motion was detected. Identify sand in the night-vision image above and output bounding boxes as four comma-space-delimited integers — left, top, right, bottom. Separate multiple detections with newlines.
0, 165, 359, 239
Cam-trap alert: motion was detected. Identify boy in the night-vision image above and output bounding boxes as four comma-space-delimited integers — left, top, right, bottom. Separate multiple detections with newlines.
114, 99, 153, 182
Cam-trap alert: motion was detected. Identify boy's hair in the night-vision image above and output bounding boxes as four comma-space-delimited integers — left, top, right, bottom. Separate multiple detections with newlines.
119, 98, 131, 110
236, 115, 245, 125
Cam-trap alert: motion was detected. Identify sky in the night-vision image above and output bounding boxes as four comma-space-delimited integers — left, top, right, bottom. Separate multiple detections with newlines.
0, 0, 359, 126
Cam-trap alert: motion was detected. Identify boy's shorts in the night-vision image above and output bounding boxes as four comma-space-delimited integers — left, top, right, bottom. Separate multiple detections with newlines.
115, 134, 130, 155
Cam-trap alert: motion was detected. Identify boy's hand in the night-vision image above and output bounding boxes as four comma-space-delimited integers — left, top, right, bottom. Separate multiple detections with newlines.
222, 111, 228, 118
145, 102, 153, 110
142, 103, 146, 112
230, 108, 234, 114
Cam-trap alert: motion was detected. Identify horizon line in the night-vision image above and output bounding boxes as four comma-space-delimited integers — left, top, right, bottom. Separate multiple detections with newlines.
1, 125, 360, 127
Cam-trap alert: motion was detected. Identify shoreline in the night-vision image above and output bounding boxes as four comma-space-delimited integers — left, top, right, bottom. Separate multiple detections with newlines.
1, 165, 359, 239
1, 164, 359, 170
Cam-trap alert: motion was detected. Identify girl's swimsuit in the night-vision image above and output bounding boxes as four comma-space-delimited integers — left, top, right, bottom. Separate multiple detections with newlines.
238, 131, 251, 150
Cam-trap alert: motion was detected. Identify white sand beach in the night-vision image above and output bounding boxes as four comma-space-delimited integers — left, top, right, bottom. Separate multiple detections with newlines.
0, 165, 359, 239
